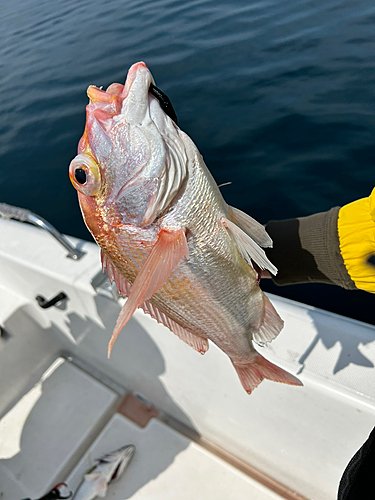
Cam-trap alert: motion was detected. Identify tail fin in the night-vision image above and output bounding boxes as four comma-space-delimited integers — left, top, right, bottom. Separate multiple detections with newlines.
233, 353, 302, 394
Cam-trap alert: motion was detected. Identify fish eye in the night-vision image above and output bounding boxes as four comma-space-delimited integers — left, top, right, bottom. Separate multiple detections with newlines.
69, 153, 101, 196
74, 168, 87, 185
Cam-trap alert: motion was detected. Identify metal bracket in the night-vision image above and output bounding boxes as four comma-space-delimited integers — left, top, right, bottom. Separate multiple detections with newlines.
36, 292, 68, 309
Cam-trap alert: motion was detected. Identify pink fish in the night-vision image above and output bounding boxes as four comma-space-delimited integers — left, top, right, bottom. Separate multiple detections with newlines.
69, 62, 301, 394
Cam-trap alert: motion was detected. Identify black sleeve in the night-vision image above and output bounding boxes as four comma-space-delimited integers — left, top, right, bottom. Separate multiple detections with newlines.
338, 426, 375, 499
264, 207, 356, 289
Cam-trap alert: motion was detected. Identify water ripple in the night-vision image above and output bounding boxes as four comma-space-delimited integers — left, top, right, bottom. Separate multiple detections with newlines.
1, 0, 375, 321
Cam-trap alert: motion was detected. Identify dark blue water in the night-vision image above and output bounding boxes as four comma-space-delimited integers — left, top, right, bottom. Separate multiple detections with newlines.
1, 0, 375, 323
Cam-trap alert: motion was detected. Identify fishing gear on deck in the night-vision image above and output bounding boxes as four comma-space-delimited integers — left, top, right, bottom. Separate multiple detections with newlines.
21, 483, 72, 500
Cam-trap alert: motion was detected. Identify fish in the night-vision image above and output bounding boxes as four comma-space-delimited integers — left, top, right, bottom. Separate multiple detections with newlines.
69, 61, 302, 394
72, 445, 135, 500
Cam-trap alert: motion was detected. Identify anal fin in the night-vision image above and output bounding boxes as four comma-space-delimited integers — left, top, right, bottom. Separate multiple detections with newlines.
141, 300, 208, 354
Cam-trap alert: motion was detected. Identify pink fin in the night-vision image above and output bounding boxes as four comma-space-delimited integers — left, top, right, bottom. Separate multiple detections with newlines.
141, 300, 209, 354
107, 228, 189, 357
84, 472, 101, 482
253, 294, 284, 346
101, 250, 131, 297
96, 478, 109, 498
232, 353, 302, 394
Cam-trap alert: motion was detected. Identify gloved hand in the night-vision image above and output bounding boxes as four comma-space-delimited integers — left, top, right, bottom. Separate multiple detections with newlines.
338, 188, 375, 293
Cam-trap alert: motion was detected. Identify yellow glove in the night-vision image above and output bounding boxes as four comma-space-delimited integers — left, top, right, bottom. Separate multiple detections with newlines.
338, 188, 375, 293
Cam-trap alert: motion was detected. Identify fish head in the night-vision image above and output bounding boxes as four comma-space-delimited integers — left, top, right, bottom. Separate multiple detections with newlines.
97, 444, 136, 483
69, 62, 188, 237
110, 444, 136, 482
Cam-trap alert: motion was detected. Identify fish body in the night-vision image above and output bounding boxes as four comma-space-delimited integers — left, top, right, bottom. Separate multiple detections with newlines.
72, 445, 135, 500
69, 62, 301, 394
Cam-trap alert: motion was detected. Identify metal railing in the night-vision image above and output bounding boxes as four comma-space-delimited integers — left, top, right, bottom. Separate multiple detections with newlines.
0, 202, 85, 260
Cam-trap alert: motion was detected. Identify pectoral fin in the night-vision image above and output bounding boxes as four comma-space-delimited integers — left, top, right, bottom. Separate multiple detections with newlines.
221, 217, 278, 275
107, 228, 189, 357
228, 206, 273, 248
96, 478, 109, 497
84, 472, 101, 482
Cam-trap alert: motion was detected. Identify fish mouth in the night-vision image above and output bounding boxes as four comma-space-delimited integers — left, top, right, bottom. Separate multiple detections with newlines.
87, 62, 150, 103
86, 62, 177, 126
110, 444, 136, 483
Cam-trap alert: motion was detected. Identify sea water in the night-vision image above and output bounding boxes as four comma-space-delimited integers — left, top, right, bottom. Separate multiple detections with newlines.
1, 0, 375, 323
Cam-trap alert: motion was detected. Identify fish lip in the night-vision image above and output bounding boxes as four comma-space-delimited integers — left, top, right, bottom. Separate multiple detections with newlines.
121, 61, 154, 99
119, 62, 156, 126
124, 63, 178, 124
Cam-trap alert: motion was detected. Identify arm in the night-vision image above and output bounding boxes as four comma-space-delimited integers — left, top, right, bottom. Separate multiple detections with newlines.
263, 189, 375, 293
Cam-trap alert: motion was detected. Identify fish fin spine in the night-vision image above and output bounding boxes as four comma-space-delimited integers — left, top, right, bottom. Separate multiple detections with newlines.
232, 354, 302, 394
221, 217, 278, 275
141, 300, 209, 354
253, 294, 284, 345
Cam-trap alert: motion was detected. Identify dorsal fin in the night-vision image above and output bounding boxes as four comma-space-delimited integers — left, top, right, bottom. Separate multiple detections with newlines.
253, 294, 284, 345
221, 217, 278, 275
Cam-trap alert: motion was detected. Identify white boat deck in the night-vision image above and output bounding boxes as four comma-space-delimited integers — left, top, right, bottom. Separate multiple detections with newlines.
67, 413, 287, 500
0, 357, 284, 499
0, 359, 117, 498
0, 217, 375, 500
